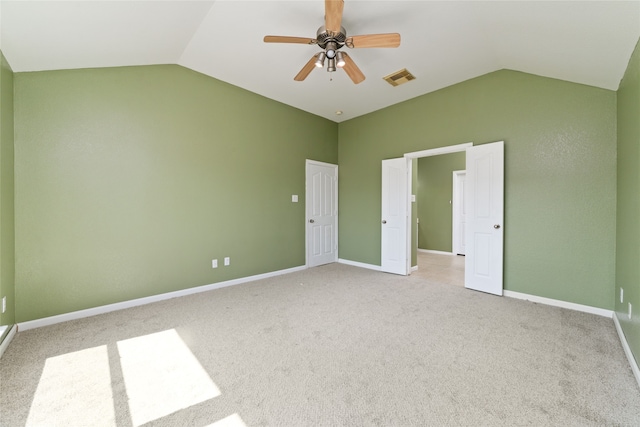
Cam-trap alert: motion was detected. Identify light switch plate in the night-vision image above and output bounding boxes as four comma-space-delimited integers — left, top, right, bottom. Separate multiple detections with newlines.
292, 195, 298, 202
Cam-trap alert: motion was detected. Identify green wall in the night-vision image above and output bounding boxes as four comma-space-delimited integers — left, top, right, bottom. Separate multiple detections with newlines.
5, 62, 629, 321
417, 152, 465, 252
616, 38, 640, 365
14, 65, 337, 322
339, 70, 617, 310
0, 50, 15, 332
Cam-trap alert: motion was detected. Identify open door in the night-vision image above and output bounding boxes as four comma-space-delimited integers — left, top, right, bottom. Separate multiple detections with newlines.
381, 158, 408, 275
464, 141, 504, 295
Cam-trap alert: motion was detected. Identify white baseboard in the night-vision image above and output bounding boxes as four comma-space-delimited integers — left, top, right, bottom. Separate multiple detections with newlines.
411, 265, 418, 272
18, 265, 307, 331
0, 324, 18, 359
418, 249, 454, 255
613, 313, 640, 390
338, 258, 382, 271
503, 290, 613, 318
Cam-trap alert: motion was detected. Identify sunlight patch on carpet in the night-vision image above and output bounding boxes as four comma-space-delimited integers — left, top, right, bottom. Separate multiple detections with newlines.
117, 329, 221, 426
26, 345, 115, 426
206, 413, 248, 427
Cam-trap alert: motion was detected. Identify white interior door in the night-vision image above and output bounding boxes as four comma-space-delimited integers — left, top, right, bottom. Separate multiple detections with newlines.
452, 171, 466, 255
306, 160, 338, 267
464, 141, 504, 295
381, 158, 408, 275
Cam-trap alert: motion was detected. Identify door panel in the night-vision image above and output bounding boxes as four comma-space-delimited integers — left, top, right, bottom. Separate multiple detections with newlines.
381, 158, 408, 275
306, 161, 338, 267
464, 141, 504, 295
474, 233, 491, 275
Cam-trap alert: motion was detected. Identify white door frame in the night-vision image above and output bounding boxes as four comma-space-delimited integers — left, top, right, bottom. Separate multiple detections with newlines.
305, 159, 338, 267
404, 142, 473, 274
452, 170, 466, 255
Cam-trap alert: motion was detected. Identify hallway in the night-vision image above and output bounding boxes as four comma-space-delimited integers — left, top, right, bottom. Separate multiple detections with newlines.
413, 251, 464, 287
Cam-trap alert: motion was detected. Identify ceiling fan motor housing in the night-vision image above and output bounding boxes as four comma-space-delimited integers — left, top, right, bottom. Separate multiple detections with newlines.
316, 26, 347, 49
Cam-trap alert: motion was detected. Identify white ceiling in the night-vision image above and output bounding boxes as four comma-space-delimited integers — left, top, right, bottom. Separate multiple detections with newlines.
1, 1, 639, 122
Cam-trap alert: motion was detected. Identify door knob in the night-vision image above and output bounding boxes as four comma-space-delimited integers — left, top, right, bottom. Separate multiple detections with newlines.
494, 224, 500, 229
309, 219, 315, 223
382, 220, 387, 224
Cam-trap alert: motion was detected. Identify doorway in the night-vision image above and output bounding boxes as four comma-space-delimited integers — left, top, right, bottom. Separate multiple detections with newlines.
413, 146, 469, 287
381, 141, 505, 295
415, 153, 466, 255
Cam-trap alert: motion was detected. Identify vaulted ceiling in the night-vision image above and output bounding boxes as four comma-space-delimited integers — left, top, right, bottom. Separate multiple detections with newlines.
1, 1, 639, 122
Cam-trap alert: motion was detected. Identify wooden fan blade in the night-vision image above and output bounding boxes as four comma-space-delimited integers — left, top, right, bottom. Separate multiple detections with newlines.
347, 33, 401, 48
264, 36, 316, 45
341, 52, 365, 84
295, 55, 319, 81
325, 0, 344, 34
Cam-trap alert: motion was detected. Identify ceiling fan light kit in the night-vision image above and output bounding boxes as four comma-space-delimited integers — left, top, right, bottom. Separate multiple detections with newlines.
263, 0, 401, 84
315, 52, 326, 68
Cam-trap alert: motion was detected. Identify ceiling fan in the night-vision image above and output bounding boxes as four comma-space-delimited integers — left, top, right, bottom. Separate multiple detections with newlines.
263, 0, 401, 84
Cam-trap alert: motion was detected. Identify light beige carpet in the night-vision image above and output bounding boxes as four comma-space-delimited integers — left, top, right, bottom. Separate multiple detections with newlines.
1, 263, 639, 426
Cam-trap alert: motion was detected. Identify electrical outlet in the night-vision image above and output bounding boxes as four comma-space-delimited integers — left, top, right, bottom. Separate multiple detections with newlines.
1, 296, 5, 314
224, 257, 230, 266
212, 259, 218, 269
629, 303, 633, 320
621, 287, 624, 303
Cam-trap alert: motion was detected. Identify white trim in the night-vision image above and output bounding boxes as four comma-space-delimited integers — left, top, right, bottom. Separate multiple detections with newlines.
411, 265, 419, 272
0, 324, 18, 359
305, 159, 337, 168
338, 258, 382, 271
613, 313, 640, 389
503, 290, 614, 318
418, 248, 454, 255
404, 142, 473, 159
18, 266, 306, 331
